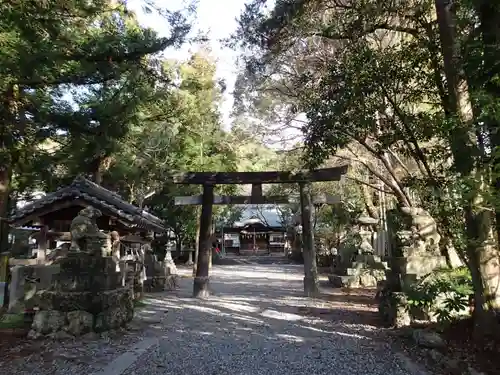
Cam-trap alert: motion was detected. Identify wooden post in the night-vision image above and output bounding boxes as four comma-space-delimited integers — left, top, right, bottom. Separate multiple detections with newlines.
193, 217, 200, 276
208, 218, 214, 271
37, 225, 48, 264
193, 184, 214, 298
299, 182, 319, 296
0, 252, 10, 307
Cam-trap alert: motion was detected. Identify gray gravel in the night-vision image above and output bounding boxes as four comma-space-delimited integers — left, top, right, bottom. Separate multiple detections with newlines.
121, 262, 430, 375
0, 260, 430, 375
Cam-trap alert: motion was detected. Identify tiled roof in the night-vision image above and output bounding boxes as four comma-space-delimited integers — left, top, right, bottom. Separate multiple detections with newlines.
8, 176, 166, 233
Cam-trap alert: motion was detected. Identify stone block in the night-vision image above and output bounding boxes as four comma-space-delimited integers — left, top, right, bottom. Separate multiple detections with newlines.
65, 310, 93, 336
52, 253, 119, 292
95, 305, 133, 332
33, 287, 133, 314
32, 310, 65, 334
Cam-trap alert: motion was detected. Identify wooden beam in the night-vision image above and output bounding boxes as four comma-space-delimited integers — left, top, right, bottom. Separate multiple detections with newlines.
172, 165, 348, 185
174, 194, 341, 206
175, 195, 291, 205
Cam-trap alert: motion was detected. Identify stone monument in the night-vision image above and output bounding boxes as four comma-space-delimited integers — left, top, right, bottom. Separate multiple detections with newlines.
29, 207, 134, 338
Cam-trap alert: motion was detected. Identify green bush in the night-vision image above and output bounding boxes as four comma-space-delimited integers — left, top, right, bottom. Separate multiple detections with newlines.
404, 267, 473, 323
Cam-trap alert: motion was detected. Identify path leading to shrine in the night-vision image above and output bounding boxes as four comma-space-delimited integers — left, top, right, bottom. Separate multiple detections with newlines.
104, 257, 429, 375
0, 257, 430, 375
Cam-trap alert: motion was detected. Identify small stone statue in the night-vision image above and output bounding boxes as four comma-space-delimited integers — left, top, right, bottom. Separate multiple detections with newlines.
69, 207, 108, 253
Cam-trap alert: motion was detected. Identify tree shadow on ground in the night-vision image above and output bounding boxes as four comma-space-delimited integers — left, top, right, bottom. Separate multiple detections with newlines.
140, 274, 383, 338
0, 263, 417, 375
126, 275, 419, 375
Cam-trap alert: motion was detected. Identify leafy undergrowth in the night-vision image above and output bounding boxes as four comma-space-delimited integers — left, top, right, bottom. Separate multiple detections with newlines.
441, 317, 500, 375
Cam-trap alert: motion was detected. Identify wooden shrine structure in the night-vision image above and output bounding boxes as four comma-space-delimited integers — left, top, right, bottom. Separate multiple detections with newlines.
173, 165, 349, 298
7, 176, 166, 261
216, 219, 287, 255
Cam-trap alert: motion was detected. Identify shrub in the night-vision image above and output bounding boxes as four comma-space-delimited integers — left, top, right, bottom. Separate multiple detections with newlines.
404, 267, 473, 323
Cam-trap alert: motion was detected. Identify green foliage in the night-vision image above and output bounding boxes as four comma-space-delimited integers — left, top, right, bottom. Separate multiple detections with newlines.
405, 267, 473, 323
0, 0, 193, 240
0, 313, 27, 329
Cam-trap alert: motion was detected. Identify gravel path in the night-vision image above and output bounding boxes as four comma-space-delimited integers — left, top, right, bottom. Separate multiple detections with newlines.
121, 262, 429, 375
0, 259, 430, 375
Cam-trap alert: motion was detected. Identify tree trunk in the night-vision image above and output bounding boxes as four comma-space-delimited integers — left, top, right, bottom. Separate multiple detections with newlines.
0, 86, 16, 253
360, 184, 379, 219
193, 184, 214, 298
435, 0, 500, 333
0, 167, 10, 253
299, 181, 319, 296
473, 1, 500, 245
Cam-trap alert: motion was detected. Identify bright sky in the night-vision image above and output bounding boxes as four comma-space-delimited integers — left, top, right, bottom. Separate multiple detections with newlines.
128, 0, 249, 128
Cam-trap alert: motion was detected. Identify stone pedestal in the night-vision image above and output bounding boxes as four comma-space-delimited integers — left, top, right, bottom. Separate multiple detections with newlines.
29, 251, 134, 337
52, 252, 120, 293
26, 208, 135, 338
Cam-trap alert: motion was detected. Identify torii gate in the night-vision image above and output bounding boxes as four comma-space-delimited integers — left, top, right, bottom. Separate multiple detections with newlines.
172, 165, 348, 298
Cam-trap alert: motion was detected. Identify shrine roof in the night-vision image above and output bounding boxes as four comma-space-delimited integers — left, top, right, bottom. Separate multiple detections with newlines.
8, 176, 166, 233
